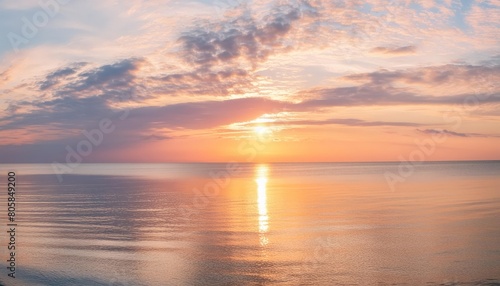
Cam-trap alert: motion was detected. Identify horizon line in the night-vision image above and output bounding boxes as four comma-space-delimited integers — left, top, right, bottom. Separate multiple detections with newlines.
2, 159, 500, 164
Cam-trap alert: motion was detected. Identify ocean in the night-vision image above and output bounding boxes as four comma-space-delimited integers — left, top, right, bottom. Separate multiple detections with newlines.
0, 162, 499, 285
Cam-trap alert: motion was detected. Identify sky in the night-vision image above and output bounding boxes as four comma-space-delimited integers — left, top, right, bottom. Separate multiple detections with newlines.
0, 0, 499, 163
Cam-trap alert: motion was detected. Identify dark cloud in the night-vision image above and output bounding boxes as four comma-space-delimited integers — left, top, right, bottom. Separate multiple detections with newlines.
73, 59, 140, 91
43, 58, 147, 102
1, 96, 112, 131
0, 141, 76, 163
0, 58, 148, 142
296, 84, 500, 108
418, 129, 469, 137
297, 85, 418, 107
128, 97, 288, 130
149, 1, 319, 97
371, 46, 417, 55
38, 62, 87, 91
0, 96, 288, 142
296, 64, 500, 108
178, 4, 310, 68
141, 134, 173, 141
344, 64, 500, 85
0, 96, 289, 162
3, 58, 147, 130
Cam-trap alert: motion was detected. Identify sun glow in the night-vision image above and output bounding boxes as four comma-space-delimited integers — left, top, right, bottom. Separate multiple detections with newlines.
254, 125, 270, 136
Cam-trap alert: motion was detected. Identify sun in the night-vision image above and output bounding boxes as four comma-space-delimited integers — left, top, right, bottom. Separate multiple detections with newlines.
254, 126, 270, 136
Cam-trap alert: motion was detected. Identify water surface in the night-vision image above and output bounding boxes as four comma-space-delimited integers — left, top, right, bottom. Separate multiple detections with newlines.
0, 162, 499, 285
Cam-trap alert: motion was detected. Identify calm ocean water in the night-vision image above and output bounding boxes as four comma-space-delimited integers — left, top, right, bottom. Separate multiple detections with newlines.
0, 162, 499, 285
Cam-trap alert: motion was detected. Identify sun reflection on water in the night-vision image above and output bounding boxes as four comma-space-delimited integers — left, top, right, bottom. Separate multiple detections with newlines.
255, 165, 269, 246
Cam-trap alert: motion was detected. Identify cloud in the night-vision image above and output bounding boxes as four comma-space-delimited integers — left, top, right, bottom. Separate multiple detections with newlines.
29, 58, 148, 105
3, 59, 499, 143
128, 97, 288, 130
417, 129, 500, 138
5, 55, 500, 139
75, 60, 139, 89
38, 63, 87, 91
178, 3, 314, 69
418, 128, 468, 137
370, 45, 417, 55
0, 96, 288, 144
0, 94, 291, 162
1, 0, 500, 163
151, 67, 252, 97
339, 64, 500, 99
60, 58, 146, 101
141, 134, 173, 141
296, 84, 500, 109
1, 96, 112, 133
343, 64, 500, 86
272, 118, 423, 127
0, 65, 13, 83
144, 1, 321, 97
4, 84, 463, 141
11, 78, 489, 141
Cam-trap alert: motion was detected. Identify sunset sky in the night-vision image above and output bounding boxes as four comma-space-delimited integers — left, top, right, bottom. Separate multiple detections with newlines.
0, 0, 499, 163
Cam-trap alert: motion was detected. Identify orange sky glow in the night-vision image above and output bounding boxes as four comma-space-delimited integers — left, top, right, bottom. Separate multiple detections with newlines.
0, 0, 499, 162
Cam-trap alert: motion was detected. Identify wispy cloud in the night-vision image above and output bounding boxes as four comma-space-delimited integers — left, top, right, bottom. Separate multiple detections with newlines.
417, 129, 500, 138
343, 64, 500, 86
370, 46, 417, 56
281, 118, 423, 127
297, 85, 500, 108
